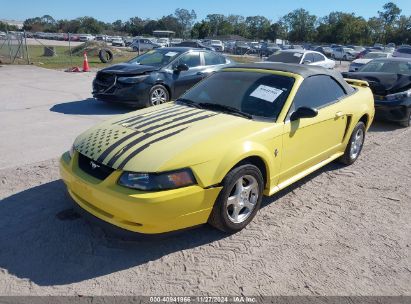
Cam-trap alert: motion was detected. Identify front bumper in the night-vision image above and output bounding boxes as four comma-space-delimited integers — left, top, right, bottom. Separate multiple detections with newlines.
92, 79, 152, 106
374, 97, 411, 123
60, 152, 222, 234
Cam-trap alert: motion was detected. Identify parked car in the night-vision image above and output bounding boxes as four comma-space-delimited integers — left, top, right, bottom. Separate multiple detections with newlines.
343, 58, 411, 127
349, 52, 392, 72
233, 41, 251, 55
266, 50, 335, 69
62, 63, 374, 235
175, 40, 214, 51
78, 34, 94, 42
209, 40, 224, 52
260, 42, 281, 57
112, 38, 125, 47
93, 47, 232, 107
170, 38, 183, 46
332, 47, 359, 60
313, 46, 333, 58
157, 38, 170, 47
131, 38, 161, 52
393, 46, 411, 58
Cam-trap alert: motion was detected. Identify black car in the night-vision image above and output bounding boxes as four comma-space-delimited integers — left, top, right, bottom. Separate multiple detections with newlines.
93, 47, 231, 107
343, 58, 411, 127
175, 41, 215, 51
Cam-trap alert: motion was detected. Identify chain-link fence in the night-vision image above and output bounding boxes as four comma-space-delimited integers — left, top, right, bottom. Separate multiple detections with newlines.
0, 31, 29, 64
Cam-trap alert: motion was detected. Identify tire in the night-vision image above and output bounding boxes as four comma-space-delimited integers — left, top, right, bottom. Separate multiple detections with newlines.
208, 164, 264, 233
98, 49, 113, 63
339, 121, 366, 165
398, 110, 411, 127
148, 85, 169, 106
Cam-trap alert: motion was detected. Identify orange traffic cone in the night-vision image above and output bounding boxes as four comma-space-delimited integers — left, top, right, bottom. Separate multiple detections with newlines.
82, 51, 90, 72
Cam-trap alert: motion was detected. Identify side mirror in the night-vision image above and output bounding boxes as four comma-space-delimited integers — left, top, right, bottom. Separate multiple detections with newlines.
174, 63, 189, 72
290, 107, 318, 121
302, 60, 312, 64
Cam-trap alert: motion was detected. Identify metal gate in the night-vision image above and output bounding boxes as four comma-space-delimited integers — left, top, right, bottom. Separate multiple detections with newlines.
0, 31, 29, 64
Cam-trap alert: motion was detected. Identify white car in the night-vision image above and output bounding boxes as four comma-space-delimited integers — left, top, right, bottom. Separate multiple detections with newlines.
266, 50, 335, 69
349, 52, 392, 72
156, 38, 170, 47
78, 34, 94, 42
112, 38, 125, 47
332, 47, 358, 60
170, 38, 183, 46
210, 40, 224, 52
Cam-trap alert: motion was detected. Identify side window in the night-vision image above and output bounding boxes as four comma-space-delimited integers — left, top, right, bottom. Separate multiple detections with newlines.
291, 75, 346, 111
204, 52, 226, 65
178, 52, 201, 68
313, 53, 325, 62
303, 53, 315, 63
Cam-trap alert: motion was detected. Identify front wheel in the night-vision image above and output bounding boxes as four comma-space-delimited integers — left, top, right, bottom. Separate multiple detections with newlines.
208, 164, 264, 233
399, 110, 411, 127
339, 121, 366, 165
148, 85, 169, 106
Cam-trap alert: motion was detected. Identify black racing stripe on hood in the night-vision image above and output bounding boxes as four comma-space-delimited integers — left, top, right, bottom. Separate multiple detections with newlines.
116, 129, 187, 170
113, 105, 181, 125
96, 108, 199, 164
117, 106, 194, 127
106, 114, 217, 167
129, 108, 201, 129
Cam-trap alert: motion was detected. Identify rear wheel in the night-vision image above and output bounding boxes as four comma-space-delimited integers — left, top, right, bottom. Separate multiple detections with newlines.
148, 85, 169, 106
339, 121, 366, 165
208, 164, 264, 233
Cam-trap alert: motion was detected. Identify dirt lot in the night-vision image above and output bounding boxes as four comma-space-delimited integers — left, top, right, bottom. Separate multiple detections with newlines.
0, 65, 410, 296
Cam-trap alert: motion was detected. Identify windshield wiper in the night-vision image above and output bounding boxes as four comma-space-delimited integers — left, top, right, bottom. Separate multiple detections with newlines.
198, 103, 252, 119
176, 98, 203, 109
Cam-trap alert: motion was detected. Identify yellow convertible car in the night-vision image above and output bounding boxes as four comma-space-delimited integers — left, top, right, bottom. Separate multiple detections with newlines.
60, 63, 374, 235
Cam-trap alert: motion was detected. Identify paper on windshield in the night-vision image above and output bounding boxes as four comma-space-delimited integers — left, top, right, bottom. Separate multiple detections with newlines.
165, 52, 178, 57
250, 85, 283, 103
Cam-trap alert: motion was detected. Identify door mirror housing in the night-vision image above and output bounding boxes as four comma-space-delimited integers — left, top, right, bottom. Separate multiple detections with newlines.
174, 63, 189, 72
290, 107, 318, 121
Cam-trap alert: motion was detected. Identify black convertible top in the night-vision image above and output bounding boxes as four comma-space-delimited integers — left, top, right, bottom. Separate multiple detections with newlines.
225, 63, 355, 93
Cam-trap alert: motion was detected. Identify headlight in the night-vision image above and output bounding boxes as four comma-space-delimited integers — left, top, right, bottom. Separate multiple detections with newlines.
69, 144, 76, 158
117, 75, 149, 84
385, 89, 411, 101
118, 169, 196, 191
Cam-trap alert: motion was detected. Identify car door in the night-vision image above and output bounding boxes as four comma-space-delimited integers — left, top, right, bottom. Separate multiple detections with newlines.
171, 51, 204, 98
302, 53, 315, 64
279, 75, 349, 184
311, 53, 328, 68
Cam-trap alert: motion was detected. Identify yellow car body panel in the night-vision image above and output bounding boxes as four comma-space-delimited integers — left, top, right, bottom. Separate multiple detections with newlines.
60, 67, 375, 234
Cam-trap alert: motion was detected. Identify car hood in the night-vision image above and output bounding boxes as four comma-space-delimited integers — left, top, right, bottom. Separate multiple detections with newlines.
73, 103, 273, 172
99, 63, 159, 75
342, 72, 411, 95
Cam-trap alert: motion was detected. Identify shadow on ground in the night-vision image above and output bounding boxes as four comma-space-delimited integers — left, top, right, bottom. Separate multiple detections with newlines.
50, 98, 131, 115
0, 159, 344, 286
368, 120, 403, 132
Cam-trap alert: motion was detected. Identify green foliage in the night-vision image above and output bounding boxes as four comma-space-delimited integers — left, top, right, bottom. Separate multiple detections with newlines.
19, 3, 411, 44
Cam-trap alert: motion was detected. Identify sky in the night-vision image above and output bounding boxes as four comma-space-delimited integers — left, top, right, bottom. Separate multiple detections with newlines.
1, 0, 411, 22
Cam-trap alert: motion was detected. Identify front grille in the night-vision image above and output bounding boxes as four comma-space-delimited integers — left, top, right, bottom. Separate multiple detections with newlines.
96, 72, 116, 87
78, 153, 115, 180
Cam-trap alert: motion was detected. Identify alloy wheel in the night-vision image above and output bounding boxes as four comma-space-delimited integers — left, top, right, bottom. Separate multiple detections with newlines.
350, 128, 364, 159
226, 175, 259, 224
150, 88, 167, 105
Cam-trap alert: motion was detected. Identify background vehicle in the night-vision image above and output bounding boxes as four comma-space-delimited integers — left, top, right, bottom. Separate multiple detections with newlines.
349, 52, 391, 72
260, 42, 281, 56
175, 40, 215, 51
313, 46, 333, 58
157, 38, 170, 47
333, 47, 358, 60
209, 40, 224, 52
111, 38, 125, 47
170, 38, 183, 46
78, 34, 94, 42
233, 41, 251, 55
64, 63, 374, 235
344, 58, 411, 127
131, 38, 161, 52
266, 50, 335, 69
393, 46, 411, 58
93, 47, 232, 107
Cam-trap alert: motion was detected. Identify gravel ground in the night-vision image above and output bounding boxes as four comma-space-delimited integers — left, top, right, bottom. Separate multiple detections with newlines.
0, 64, 409, 296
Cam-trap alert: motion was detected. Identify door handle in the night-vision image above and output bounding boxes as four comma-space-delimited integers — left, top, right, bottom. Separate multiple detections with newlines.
335, 111, 344, 118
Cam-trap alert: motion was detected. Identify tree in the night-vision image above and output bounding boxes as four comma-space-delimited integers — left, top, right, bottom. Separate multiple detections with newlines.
282, 9, 317, 42
174, 8, 197, 38
378, 2, 402, 43
245, 16, 270, 40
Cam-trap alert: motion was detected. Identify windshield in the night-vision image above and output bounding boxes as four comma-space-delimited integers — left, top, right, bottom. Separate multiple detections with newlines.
364, 52, 388, 59
128, 49, 182, 67
267, 51, 302, 63
344, 48, 355, 52
178, 71, 295, 120
359, 60, 411, 75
